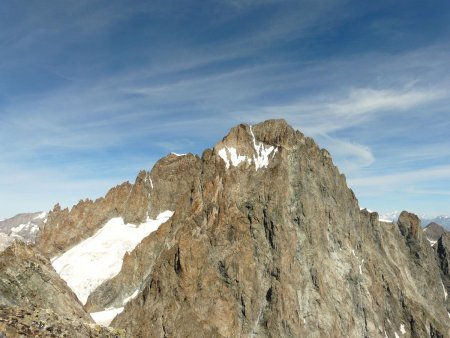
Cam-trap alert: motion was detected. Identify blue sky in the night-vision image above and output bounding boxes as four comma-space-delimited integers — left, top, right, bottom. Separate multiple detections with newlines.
1, 0, 450, 219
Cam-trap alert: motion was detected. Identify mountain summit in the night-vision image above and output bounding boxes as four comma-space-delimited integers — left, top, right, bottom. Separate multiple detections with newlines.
1, 119, 449, 337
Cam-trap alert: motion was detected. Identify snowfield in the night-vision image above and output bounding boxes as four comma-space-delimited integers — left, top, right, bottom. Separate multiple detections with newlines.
52, 211, 173, 305
90, 307, 124, 326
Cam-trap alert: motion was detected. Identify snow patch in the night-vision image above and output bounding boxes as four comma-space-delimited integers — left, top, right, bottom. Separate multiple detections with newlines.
90, 307, 124, 326
400, 324, 406, 334
218, 148, 230, 168
228, 147, 247, 167
379, 219, 393, 223
10, 223, 28, 233
394, 332, 400, 338
34, 212, 47, 220
144, 173, 154, 189
249, 126, 277, 171
442, 280, 448, 300
52, 211, 173, 304
218, 147, 248, 169
171, 152, 186, 156
218, 125, 278, 171
10, 222, 40, 238
428, 239, 437, 246
123, 289, 139, 305
359, 259, 364, 275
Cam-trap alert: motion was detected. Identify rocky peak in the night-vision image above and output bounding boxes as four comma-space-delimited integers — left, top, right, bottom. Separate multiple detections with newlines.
425, 222, 447, 243
18, 119, 449, 337
214, 119, 306, 171
78, 120, 449, 337
398, 210, 422, 240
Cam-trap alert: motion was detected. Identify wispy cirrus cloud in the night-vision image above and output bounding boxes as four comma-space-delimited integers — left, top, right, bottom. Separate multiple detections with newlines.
349, 164, 450, 188
1, 0, 450, 218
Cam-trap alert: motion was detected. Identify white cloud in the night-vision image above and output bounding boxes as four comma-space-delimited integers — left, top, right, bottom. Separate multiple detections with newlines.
250, 86, 446, 136
349, 164, 450, 188
329, 88, 445, 117
322, 136, 375, 174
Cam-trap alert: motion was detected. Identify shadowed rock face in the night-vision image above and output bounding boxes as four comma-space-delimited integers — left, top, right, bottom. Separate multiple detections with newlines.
435, 233, 450, 312
79, 120, 449, 337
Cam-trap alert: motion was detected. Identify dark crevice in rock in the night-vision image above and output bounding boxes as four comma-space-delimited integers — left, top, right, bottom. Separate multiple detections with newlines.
218, 261, 231, 285
263, 208, 276, 250
265, 287, 273, 303
240, 295, 246, 318
174, 247, 182, 276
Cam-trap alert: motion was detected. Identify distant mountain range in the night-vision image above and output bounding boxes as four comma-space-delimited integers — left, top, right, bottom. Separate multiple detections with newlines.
0, 212, 47, 250
379, 211, 450, 230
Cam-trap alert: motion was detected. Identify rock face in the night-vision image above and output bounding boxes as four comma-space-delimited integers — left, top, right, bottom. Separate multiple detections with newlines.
0, 240, 128, 337
424, 222, 447, 243
78, 120, 449, 337
12, 119, 449, 337
85, 153, 201, 312
435, 232, 450, 312
36, 176, 152, 258
0, 241, 90, 321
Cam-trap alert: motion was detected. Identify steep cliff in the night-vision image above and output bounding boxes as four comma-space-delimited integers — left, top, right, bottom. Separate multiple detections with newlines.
435, 232, 450, 315
0, 242, 127, 337
0, 241, 90, 321
81, 120, 449, 337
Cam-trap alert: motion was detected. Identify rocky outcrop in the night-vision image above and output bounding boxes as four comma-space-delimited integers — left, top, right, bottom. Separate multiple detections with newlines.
36, 176, 152, 258
85, 153, 201, 312
425, 222, 447, 243
0, 239, 131, 337
435, 232, 450, 312
36, 153, 202, 259
0, 305, 126, 338
0, 241, 90, 322
79, 120, 449, 337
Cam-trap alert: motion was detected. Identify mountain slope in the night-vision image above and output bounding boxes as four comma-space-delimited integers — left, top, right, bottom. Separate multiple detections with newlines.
27, 119, 449, 337
424, 222, 447, 245
0, 241, 89, 320
426, 217, 450, 231
81, 120, 449, 337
